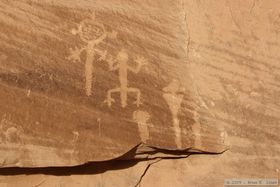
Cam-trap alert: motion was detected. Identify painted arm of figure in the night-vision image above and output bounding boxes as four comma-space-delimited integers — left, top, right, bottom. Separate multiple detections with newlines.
67, 46, 85, 63
129, 56, 148, 73
94, 30, 117, 46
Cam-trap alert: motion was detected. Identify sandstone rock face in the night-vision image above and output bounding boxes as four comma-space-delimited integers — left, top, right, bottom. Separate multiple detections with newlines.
0, 0, 226, 167
0, 0, 279, 187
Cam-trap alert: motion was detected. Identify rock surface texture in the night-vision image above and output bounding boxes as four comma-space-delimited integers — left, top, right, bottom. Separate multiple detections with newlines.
0, 0, 279, 187
0, 0, 227, 167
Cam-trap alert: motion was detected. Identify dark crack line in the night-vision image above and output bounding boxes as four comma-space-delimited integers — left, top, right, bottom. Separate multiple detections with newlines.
225, 0, 242, 33
250, 0, 256, 14
33, 179, 46, 187
133, 149, 229, 187
134, 158, 162, 187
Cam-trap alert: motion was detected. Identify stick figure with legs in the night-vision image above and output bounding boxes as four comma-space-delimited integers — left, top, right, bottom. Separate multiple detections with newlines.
105, 49, 147, 108
67, 13, 117, 96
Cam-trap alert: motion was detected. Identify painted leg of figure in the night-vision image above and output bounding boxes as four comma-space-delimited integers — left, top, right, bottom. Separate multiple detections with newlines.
85, 52, 95, 96
128, 88, 141, 107
105, 88, 120, 107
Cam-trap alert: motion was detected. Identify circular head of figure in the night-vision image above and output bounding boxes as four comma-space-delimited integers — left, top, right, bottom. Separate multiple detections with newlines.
79, 19, 105, 42
133, 110, 150, 124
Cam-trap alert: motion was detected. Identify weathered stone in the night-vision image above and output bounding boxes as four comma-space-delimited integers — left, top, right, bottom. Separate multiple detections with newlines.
1, 0, 279, 187
0, 0, 226, 167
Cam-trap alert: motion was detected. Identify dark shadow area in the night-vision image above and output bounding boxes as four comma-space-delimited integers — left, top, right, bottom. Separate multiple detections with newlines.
0, 144, 141, 176
144, 146, 228, 155
0, 159, 139, 176
0, 144, 227, 176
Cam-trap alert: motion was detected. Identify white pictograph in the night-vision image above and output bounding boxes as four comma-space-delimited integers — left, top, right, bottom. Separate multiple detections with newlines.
163, 80, 185, 149
105, 49, 147, 108
0, 114, 22, 143
67, 13, 117, 96
133, 110, 153, 143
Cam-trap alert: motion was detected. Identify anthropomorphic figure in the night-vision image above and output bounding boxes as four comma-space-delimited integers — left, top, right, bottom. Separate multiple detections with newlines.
68, 13, 117, 96
105, 49, 147, 108
133, 110, 153, 143
163, 79, 185, 148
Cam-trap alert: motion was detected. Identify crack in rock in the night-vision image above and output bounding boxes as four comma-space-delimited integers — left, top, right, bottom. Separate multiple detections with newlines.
134, 158, 162, 187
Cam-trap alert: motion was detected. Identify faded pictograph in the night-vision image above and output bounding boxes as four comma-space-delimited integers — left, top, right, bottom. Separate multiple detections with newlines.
70, 131, 79, 157
104, 49, 147, 108
133, 110, 153, 143
72, 131, 79, 143
0, 114, 23, 144
163, 80, 185, 149
67, 13, 117, 96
